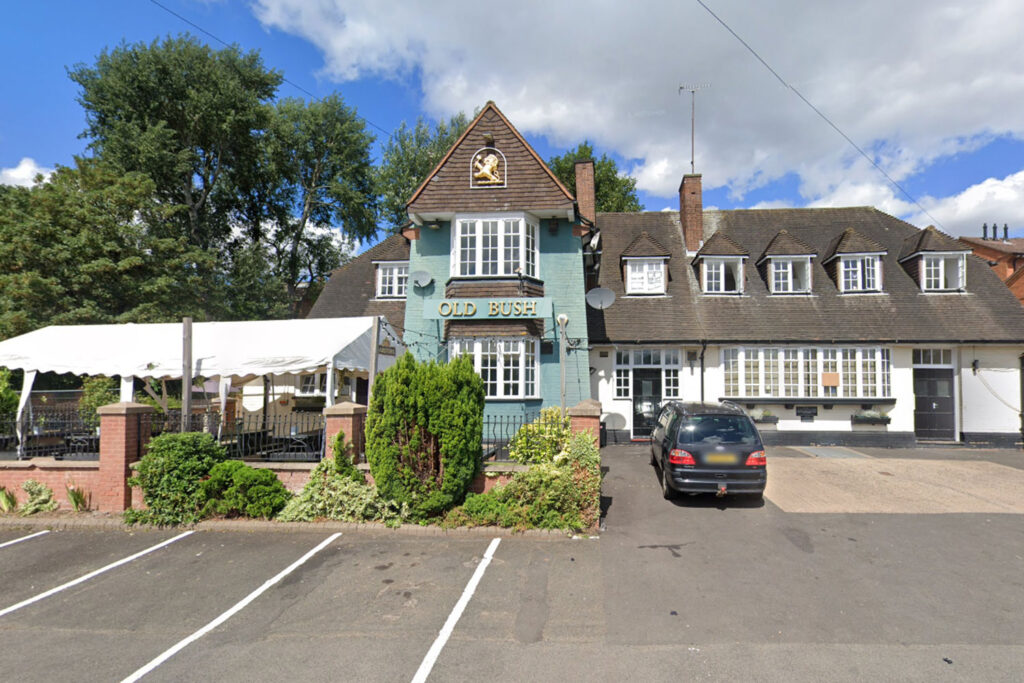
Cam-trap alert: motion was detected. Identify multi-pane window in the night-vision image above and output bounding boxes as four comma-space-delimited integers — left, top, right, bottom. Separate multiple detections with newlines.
702, 258, 743, 293
625, 259, 666, 295
452, 215, 539, 278
451, 338, 540, 399
839, 255, 882, 292
297, 372, 328, 395
770, 258, 812, 294
722, 347, 891, 399
922, 254, 966, 291
614, 348, 684, 399
913, 348, 953, 366
376, 262, 408, 298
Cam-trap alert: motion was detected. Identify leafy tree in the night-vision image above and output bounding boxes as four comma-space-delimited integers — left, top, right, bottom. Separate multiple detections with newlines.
376, 113, 470, 227
365, 353, 484, 519
69, 34, 282, 250
0, 159, 212, 339
0, 369, 18, 415
547, 141, 643, 213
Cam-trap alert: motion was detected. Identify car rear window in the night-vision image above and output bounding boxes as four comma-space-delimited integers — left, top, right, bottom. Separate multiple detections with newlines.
676, 414, 758, 445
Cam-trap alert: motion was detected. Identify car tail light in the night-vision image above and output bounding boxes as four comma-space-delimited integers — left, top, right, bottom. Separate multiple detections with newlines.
745, 450, 767, 466
668, 448, 696, 465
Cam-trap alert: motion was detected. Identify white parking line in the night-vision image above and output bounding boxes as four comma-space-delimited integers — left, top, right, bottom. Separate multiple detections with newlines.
0, 530, 193, 619
121, 532, 342, 683
412, 537, 501, 683
0, 530, 50, 549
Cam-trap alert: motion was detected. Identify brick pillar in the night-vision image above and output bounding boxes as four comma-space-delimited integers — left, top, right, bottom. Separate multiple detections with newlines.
679, 173, 703, 252
323, 401, 367, 462
568, 399, 602, 446
96, 402, 154, 513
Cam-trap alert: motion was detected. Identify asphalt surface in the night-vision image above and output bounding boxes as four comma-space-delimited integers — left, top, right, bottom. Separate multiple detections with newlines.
1, 444, 1022, 682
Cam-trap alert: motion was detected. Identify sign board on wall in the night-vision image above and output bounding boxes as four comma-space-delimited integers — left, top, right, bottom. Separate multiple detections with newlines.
422, 297, 552, 320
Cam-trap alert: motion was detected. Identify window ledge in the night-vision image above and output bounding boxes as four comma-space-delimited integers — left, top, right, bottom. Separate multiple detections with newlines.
838, 291, 886, 295
623, 293, 669, 298
720, 397, 896, 407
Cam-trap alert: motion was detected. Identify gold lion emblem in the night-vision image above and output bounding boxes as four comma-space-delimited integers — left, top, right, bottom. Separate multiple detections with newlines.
473, 151, 502, 185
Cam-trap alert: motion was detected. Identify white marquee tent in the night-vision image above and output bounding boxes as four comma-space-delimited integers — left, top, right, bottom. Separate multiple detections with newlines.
0, 317, 401, 446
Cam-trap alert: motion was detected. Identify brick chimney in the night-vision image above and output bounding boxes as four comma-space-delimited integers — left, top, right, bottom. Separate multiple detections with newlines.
680, 174, 704, 252
574, 159, 596, 225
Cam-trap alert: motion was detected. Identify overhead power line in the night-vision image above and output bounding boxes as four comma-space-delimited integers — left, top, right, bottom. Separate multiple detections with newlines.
695, 0, 945, 231
146, 0, 391, 136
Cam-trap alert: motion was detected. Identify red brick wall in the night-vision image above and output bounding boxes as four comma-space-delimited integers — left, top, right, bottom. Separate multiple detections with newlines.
0, 461, 101, 510
679, 174, 703, 251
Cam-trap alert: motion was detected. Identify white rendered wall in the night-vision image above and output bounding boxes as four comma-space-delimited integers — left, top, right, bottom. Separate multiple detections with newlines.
959, 346, 1021, 434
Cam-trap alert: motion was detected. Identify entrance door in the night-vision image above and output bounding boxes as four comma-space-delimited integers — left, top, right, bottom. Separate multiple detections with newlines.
913, 368, 955, 439
632, 369, 662, 439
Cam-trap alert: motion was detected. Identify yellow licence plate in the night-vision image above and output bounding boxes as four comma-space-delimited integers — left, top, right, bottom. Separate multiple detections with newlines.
705, 453, 737, 464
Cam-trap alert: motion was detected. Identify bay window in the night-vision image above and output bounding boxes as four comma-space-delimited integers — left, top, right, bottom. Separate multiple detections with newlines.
452, 215, 539, 278
451, 338, 539, 399
722, 347, 891, 399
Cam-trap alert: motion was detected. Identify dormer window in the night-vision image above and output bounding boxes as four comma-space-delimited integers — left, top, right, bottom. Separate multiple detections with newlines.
922, 254, 966, 291
703, 257, 744, 294
376, 261, 408, 298
625, 258, 666, 295
770, 257, 812, 294
839, 255, 882, 293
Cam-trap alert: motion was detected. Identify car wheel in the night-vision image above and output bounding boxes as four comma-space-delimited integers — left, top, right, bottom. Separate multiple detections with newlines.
660, 462, 674, 500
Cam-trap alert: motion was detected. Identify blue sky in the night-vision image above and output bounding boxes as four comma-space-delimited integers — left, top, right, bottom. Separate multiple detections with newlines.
3, 1, 1023, 243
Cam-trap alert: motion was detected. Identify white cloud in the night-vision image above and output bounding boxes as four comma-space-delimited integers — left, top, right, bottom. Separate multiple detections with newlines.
0, 157, 52, 187
907, 170, 1024, 237
252, 0, 1024, 211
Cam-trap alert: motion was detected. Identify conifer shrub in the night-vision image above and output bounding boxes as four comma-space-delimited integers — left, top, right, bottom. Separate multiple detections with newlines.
330, 430, 365, 485
365, 353, 484, 520
199, 460, 291, 519
508, 407, 572, 465
125, 432, 227, 526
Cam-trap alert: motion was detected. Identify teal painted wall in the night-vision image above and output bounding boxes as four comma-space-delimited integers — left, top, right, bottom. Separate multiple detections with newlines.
403, 218, 591, 419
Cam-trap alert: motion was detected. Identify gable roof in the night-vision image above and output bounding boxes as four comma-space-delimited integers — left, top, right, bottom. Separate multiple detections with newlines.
822, 226, 887, 263
306, 233, 410, 333
621, 230, 671, 258
757, 229, 816, 264
589, 206, 1024, 344
406, 102, 574, 218
898, 225, 970, 261
960, 236, 1024, 256
694, 230, 748, 257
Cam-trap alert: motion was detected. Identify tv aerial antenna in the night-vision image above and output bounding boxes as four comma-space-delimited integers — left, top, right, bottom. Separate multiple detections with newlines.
679, 83, 710, 174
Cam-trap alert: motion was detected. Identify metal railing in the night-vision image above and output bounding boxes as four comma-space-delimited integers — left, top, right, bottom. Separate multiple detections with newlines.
481, 412, 569, 462
0, 409, 101, 461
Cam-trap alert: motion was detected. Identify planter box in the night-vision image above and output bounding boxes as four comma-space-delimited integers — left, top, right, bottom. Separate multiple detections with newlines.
851, 415, 891, 425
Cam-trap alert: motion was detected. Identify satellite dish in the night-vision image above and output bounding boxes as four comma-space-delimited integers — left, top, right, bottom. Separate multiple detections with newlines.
410, 270, 433, 288
585, 287, 616, 310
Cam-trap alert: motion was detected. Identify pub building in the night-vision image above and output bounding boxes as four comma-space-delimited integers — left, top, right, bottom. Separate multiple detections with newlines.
310, 102, 1024, 447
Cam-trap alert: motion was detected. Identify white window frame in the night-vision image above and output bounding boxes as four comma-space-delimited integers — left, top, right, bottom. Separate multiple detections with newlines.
837, 254, 883, 293
375, 261, 408, 299
613, 348, 683, 399
624, 257, 667, 295
921, 253, 966, 292
450, 213, 540, 279
450, 338, 540, 399
701, 257, 745, 294
722, 347, 892, 399
769, 256, 812, 294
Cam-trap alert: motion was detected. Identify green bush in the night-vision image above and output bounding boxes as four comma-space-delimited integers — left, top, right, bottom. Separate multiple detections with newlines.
277, 458, 408, 525
365, 353, 484, 520
125, 432, 227, 526
19, 480, 58, 516
330, 430, 365, 485
79, 376, 118, 428
0, 486, 16, 513
446, 432, 602, 532
0, 369, 18, 416
200, 460, 291, 519
508, 407, 572, 465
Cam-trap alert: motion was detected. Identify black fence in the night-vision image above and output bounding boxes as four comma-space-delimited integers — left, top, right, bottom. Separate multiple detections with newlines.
0, 409, 101, 461
481, 412, 569, 462
143, 410, 326, 463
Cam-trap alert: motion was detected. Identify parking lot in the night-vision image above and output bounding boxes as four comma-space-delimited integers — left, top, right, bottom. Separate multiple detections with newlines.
2, 444, 1023, 682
